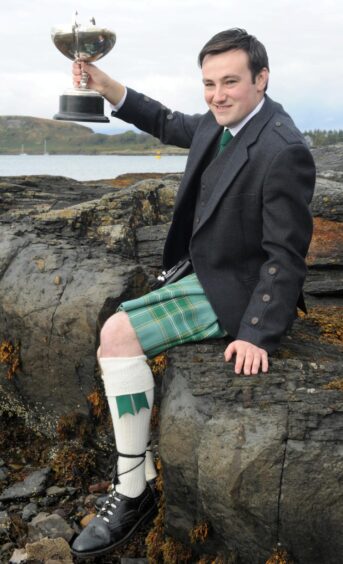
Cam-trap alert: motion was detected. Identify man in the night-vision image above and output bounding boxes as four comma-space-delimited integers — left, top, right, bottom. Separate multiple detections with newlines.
71, 29, 315, 558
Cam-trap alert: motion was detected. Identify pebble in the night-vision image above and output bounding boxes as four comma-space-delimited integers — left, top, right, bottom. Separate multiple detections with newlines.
22, 501, 38, 522
80, 512, 96, 528
0, 467, 51, 501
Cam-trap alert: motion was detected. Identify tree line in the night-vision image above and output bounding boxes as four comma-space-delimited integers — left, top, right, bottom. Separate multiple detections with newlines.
304, 129, 343, 147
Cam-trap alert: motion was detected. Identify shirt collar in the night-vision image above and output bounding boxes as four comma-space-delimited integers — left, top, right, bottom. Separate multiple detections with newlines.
227, 97, 265, 137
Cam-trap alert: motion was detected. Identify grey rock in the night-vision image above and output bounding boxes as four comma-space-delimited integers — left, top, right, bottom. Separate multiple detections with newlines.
160, 334, 343, 564
22, 501, 38, 522
46, 485, 69, 497
27, 512, 74, 543
311, 176, 343, 221
0, 467, 51, 501
0, 467, 9, 480
0, 510, 11, 541
0, 174, 177, 436
311, 143, 343, 173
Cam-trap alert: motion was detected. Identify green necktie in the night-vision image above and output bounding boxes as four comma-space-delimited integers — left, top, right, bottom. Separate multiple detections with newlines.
218, 128, 233, 153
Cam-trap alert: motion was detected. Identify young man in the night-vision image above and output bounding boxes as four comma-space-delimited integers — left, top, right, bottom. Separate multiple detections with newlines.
71, 29, 315, 558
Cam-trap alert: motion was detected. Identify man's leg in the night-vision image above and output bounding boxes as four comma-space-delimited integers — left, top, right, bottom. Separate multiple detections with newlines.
71, 312, 157, 557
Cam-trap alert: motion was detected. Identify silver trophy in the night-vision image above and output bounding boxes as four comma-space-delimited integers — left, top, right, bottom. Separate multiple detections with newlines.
51, 13, 116, 122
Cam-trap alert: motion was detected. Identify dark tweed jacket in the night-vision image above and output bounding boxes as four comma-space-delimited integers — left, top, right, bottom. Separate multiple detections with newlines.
114, 89, 316, 353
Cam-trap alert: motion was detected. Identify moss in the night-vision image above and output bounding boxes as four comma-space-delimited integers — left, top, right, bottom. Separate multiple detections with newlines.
323, 378, 343, 391
161, 536, 192, 563
87, 389, 108, 420
266, 546, 294, 564
50, 445, 96, 488
0, 339, 20, 379
56, 412, 93, 443
189, 521, 210, 544
306, 306, 343, 346
149, 353, 168, 377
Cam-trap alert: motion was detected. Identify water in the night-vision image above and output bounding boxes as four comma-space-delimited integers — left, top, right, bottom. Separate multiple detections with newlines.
0, 154, 188, 181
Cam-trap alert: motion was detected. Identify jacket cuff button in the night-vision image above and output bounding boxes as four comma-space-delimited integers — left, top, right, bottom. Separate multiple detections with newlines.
251, 317, 259, 325
268, 266, 277, 275
262, 294, 271, 302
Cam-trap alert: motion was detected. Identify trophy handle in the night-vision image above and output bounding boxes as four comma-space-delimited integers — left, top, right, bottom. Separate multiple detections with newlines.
79, 70, 89, 89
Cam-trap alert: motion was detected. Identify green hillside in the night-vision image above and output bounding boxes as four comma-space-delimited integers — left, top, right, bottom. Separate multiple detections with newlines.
0, 116, 187, 155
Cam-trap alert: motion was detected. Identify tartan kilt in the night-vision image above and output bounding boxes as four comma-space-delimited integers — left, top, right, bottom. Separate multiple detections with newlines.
118, 273, 227, 358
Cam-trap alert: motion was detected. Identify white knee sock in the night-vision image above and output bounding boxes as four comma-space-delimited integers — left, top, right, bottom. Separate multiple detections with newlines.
100, 356, 154, 498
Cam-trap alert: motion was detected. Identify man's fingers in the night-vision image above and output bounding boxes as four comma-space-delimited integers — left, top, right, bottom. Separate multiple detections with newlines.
234, 351, 245, 374
251, 353, 261, 375
261, 352, 269, 373
243, 350, 254, 375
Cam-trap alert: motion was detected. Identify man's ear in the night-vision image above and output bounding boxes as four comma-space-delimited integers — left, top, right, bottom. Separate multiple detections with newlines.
256, 67, 269, 92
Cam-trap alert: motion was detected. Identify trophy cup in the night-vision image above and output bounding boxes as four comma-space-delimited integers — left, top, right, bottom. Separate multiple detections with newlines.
51, 14, 116, 122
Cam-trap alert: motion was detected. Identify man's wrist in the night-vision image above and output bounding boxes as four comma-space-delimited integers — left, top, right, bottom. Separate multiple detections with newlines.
110, 87, 127, 112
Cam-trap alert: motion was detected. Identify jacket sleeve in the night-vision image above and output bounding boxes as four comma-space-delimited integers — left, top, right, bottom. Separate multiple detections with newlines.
236, 143, 316, 352
113, 87, 202, 149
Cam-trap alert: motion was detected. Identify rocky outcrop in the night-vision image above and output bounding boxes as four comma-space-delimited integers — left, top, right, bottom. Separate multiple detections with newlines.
0, 148, 342, 563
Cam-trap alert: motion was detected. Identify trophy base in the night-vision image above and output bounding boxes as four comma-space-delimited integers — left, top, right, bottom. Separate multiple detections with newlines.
54, 92, 109, 123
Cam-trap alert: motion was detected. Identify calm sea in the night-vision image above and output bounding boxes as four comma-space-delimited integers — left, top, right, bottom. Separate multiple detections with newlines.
0, 154, 188, 181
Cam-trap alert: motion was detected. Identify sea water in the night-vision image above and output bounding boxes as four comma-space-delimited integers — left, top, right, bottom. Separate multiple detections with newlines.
0, 154, 188, 181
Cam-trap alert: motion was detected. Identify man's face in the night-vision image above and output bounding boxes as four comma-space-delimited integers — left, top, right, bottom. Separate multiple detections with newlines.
202, 49, 269, 127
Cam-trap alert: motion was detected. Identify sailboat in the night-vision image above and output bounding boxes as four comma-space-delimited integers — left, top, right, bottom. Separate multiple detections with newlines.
20, 144, 27, 156
43, 139, 49, 155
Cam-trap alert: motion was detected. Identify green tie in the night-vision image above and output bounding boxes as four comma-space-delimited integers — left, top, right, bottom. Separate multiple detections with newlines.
218, 128, 233, 153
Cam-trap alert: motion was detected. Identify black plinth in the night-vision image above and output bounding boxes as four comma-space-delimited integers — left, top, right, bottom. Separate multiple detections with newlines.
54, 94, 109, 122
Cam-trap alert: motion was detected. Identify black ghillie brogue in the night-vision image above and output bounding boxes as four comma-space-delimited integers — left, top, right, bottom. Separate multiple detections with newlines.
95, 477, 158, 511
71, 484, 157, 558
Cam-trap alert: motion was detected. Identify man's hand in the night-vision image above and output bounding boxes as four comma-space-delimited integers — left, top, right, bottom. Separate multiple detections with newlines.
72, 62, 125, 105
224, 340, 268, 375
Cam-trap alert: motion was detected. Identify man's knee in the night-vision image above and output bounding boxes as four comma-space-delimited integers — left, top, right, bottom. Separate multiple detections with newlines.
100, 311, 142, 356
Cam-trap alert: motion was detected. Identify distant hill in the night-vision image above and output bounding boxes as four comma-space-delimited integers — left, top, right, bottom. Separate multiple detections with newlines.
0, 116, 188, 155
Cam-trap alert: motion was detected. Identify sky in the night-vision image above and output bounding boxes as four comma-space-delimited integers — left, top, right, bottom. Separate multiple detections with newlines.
1, 0, 342, 134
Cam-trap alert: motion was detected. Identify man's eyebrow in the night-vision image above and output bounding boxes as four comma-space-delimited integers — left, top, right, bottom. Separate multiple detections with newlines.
202, 74, 241, 83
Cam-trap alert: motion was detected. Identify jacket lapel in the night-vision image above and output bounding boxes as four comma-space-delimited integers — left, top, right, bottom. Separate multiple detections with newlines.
174, 112, 221, 208
192, 96, 278, 235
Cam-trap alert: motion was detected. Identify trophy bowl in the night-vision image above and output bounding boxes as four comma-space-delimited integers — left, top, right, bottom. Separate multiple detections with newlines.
52, 17, 116, 122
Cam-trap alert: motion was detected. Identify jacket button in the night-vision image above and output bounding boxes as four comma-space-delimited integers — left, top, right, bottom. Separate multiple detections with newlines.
167, 113, 173, 120
262, 294, 271, 302
196, 217, 200, 224
275, 121, 282, 127
268, 266, 277, 275
251, 317, 259, 325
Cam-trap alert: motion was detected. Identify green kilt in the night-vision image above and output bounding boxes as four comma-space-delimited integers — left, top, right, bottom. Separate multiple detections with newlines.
119, 273, 227, 358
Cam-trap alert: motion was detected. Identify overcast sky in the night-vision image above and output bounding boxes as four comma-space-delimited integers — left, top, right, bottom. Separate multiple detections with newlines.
1, 0, 342, 134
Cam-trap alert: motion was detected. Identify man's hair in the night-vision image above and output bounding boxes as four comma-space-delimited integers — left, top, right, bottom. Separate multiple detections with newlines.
198, 28, 269, 84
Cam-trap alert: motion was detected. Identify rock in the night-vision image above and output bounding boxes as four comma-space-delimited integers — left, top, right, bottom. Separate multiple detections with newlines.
311, 143, 343, 173
80, 513, 95, 528
0, 468, 51, 501
0, 174, 178, 436
9, 548, 27, 564
27, 512, 74, 543
160, 325, 343, 564
46, 486, 69, 498
0, 466, 9, 480
22, 501, 38, 522
25, 536, 73, 563
0, 509, 11, 540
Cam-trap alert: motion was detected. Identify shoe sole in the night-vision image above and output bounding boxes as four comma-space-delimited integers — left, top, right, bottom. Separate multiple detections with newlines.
70, 502, 158, 559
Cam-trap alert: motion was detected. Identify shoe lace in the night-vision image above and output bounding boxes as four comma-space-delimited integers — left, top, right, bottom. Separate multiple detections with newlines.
97, 450, 146, 523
